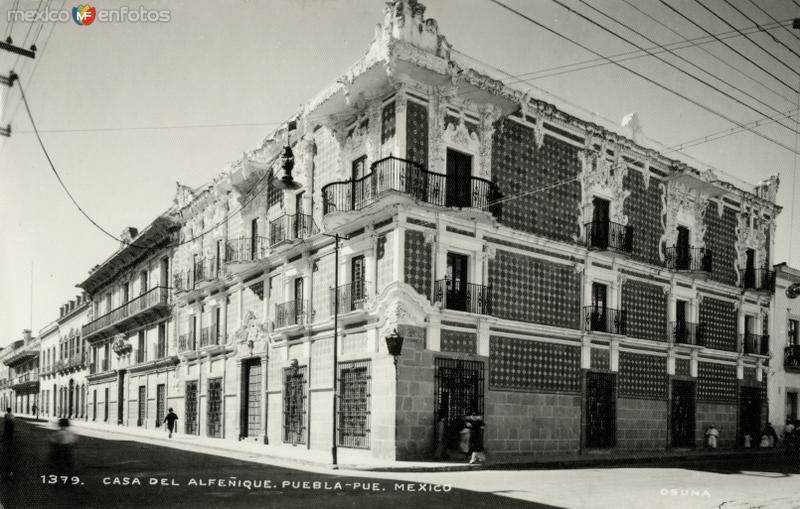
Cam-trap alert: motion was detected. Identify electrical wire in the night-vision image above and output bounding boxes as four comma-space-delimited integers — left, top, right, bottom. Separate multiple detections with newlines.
658, 0, 798, 94
574, 0, 800, 137
745, 0, 800, 44
486, 0, 800, 156
694, 0, 800, 75
620, 0, 797, 108
722, 0, 800, 61
4, 0, 20, 39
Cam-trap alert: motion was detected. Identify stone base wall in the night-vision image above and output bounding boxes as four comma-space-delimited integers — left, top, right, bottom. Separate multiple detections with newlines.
696, 402, 737, 449
486, 391, 581, 455
616, 398, 667, 451
395, 337, 436, 461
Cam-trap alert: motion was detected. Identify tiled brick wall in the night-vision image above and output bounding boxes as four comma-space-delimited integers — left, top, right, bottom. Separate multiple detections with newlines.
488, 250, 581, 329
403, 230, 432, 298
489, 336, 581, 393
485, 391, 580, 455
618, 352, 667, 399
621, 280, 667, 342
699, 297, 737, 351
591, 348, 610, 371
695, 402, 737, 448
623, 172, 663, 264
705, 202, 738, 286
381, 101, 396, 145
440, 329, 477, 354
406, 101, 428, 166
492, 124, 581, 244
616, 398, 667, 450
376, 233, 394, 295
697, 362, 737, 402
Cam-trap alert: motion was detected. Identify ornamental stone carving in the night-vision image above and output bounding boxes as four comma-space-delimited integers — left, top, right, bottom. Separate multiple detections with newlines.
754, 174, 780, 203
734, 205, 769, 283
234, 310, 268, 344
658, 180, 709, 259
379, 0, 452, 60
578, 135, 630, 240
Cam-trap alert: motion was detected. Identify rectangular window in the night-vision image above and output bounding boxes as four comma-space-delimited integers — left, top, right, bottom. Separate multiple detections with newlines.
122, 282, 130, 304
93, 390, 97, 421
137, 331, 145, 363
250, 218, 259, 259
157, 323, 166, 358
140, 270, 148, 294
160, 257, 169, 287
104, 388, 109, 422
282, 363, 307, 445
337, 359, 371, 449
445, 148, 473, 207
789, 319, 799, 347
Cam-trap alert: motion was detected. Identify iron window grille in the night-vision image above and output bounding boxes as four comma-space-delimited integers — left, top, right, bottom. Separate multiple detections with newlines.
337, 359, 372, 449
283, 362, 307, 445
434, 358, 485, 451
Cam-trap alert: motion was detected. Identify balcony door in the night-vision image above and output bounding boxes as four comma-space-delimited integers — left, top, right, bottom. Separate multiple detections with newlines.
591, 198, 610, 248
294, 278, 304, 324
352, 156, 368, 210
744, 249, 756, 287
590, 283, 608, 332
675, 300, 688, 343
446, 149, 472, 207
445, 253, 469, 312
294, 192, 305, 239
350, 255, 366, 309
676, 226, 691, 270
250, 218, 259, 260
160, 257, 169, 288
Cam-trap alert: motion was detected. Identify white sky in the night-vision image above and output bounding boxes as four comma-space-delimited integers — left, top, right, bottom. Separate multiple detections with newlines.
0, 0, 798, 347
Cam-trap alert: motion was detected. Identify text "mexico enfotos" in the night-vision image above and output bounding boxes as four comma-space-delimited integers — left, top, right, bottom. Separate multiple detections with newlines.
7, 5, 171, 25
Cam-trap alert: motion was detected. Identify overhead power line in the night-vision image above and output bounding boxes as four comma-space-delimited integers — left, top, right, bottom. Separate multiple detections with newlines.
745, 0, 800, 44
574, 0, 800, 138
657, 0, 799, 95
722, 0, 800, 61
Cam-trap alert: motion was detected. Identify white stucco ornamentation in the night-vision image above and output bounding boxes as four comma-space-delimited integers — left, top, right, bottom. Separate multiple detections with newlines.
658, 180, 709, 259
234, 310, 269, 345
577, 135, 630, 240
734, 204, 769, 284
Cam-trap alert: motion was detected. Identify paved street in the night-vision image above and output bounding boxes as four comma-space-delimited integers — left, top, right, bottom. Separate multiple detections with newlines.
0, 419, 547, 509
3, 418, 800, 508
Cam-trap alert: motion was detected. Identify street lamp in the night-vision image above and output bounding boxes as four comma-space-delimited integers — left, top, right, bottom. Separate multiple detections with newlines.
272, 121, 302, 191
384, 329, 404, 370
322, 232, 348, 468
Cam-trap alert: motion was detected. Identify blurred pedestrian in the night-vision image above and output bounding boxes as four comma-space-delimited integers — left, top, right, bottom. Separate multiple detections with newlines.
783, 419, 795, 454
763, 422, 778, 448
2, 408, 13, 445
164, 408, 178, 439
705, 424, 719, 450
49, 418, 77, 477
1, 408, 15, 482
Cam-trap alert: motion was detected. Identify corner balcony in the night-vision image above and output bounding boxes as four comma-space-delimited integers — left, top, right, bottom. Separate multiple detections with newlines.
785, 346, 800, 372
174, 257, 223, 294
82, 286, 172, 342
664, 247, 713, 275
740, 333, 769, 356
270, 214, 318, 248
274, 300, 308, 330
584, 306, 627, 335
433, 279, 493, 315
739, 268, 776, 293
671, 321, 703, 346
321, 157, 502, 225
585, 221, 633, 254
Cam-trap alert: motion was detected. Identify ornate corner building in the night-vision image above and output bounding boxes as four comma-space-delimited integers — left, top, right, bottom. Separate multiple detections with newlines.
40, 0, 783, 461
769, 265, 800, 427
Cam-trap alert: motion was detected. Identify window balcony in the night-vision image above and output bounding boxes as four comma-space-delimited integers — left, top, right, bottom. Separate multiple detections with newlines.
12, 370, 39, 391
741, 333, 769, 356
88, 359, 110, 375
739, 268, 776, 293
433, 279, 493, 315
174, 257, 223, 293
671, 321, 703, 346
270, 214, 318, 246
785, 346, 800, 371
330, 281, 369, 314
664, 247, 713, 274
83, 286, 172, 341
178, 333, 195, 353
199, 326, 224, 348
321, 156, 502, 220
585, 221, 633, 254
225, 237, 269, 265
584, 306, 627, 335
57, 352, 87, 373
275, 300, 308, 329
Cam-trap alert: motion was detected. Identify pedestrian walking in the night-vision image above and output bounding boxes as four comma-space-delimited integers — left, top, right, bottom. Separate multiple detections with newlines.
32, 404, 38, 421
164, 408, 178, 438
705, 424, 719, 450
763, 422, 779, 448
1, 408, 13, 446
49, 418, 78, 477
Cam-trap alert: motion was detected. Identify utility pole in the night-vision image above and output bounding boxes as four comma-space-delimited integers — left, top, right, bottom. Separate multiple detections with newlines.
1, 34, 37, 138
792, 20, 800, 265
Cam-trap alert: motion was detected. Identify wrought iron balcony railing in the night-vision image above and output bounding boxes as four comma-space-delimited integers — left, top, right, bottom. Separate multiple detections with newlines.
89, 359, 110, 374
225, 236, 269, 264
270, 214, 318, 245
584, 306, 627, 335
178, 333, 195, 353
12, 370, 39, 386
199, 326, 224, 348
739, 268, 776, 293
133, 349, 146, 364
321, 156, 502, 220
155, 341, 167, 359
671, 321, 702, 346
83, 286, 171, 338
785, 345, 800, 370
275, 300, 307, 329
664, 247, 713, 273
433, 279, 493, 315
585, 221, 633, 254
741, 333, 769, 355
330, 280, 369, 314
174, 257, 223, 292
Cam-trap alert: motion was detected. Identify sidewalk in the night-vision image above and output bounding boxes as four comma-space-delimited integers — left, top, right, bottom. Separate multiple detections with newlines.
24, 417, 786, 473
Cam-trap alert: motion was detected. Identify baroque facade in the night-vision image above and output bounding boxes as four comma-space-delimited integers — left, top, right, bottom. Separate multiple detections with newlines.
17, 0, 783, 460
769, 264, 800, 427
